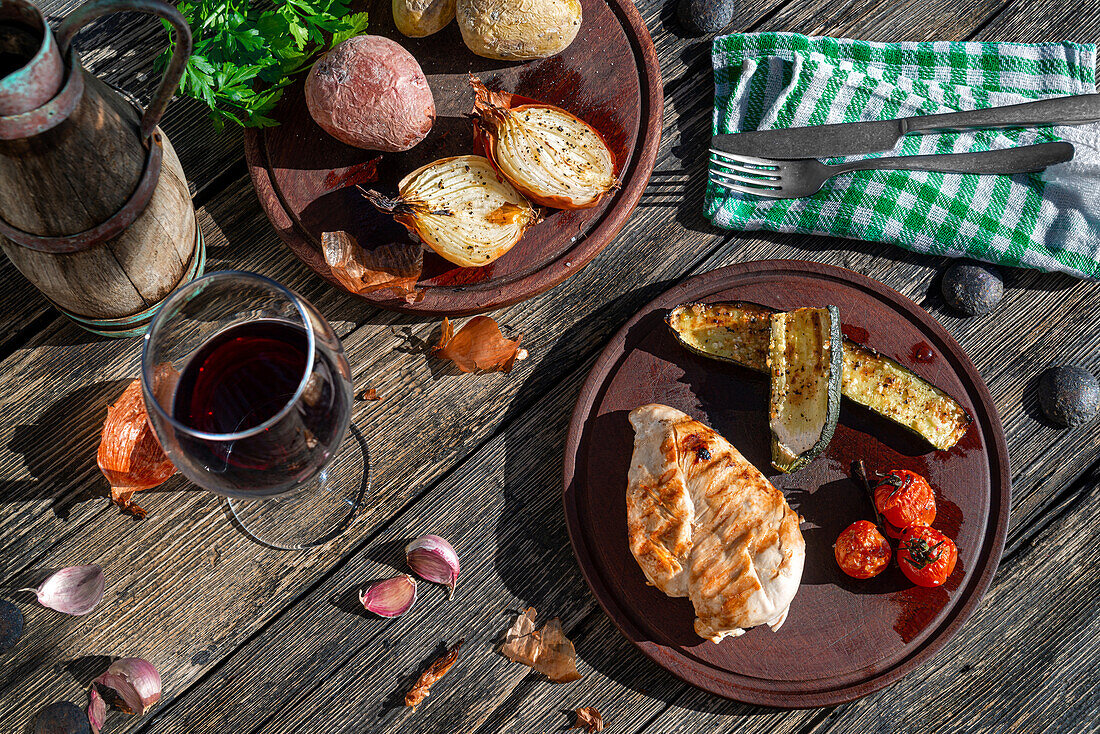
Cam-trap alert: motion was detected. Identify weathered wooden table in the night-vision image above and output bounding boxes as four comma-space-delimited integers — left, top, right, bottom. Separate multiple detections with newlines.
5, 1, 1100, 731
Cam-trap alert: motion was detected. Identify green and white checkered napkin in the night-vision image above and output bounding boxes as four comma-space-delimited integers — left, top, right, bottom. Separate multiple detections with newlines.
707, 33, 1100, 279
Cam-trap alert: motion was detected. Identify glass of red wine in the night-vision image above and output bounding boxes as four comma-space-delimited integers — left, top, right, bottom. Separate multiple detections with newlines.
141, 271, 367, 549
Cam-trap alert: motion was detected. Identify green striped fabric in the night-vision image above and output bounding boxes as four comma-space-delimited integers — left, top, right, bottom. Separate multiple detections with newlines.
708, 33, 1100, 279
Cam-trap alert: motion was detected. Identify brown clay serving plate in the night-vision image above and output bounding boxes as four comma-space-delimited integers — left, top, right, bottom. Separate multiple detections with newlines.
244, 0, 662, 316
563, 260, 1011, 707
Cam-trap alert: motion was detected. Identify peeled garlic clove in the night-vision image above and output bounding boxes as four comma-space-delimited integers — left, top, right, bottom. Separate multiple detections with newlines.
360, 574, 418, 617
27, 565, 105, 615
93, 657, 161, 716
471, 77, 617, 210
406, 535, 461, 599
362, 155, 538, 269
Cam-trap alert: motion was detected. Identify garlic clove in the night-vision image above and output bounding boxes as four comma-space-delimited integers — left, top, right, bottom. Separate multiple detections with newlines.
405, 535, 461, 599
359, 574, 418, 617
29, 565, 105, 615
88, 686, 106, 734
93, 657, 161, 716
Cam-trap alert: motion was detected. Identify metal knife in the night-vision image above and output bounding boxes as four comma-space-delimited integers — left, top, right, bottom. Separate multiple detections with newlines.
712, 93, 1100, 159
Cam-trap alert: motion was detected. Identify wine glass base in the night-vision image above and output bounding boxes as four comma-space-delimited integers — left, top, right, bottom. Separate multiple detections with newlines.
226, 425, 369, 550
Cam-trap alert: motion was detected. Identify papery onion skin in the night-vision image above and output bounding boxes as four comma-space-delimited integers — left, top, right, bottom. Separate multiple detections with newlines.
471, 77, 617, 210
322, 230, 423, 303
405, 638, 464, 710
434, 316, 523, 373
97, 378, 176, 516
363, 155, 538, 268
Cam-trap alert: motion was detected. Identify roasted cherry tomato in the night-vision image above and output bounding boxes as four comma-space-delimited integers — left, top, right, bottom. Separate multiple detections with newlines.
874, 469, 936, 534
898, 525, 958, 588
834, 520, 891, 579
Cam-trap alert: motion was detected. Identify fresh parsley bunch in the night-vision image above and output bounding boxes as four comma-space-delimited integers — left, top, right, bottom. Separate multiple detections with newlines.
162, 0, 369, 128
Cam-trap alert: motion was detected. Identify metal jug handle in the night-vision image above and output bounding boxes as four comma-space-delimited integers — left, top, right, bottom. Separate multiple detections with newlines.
56, 0, 192, 140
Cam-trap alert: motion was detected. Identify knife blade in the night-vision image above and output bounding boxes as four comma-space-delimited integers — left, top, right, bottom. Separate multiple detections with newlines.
712, 93, 1100, 159
713, 119, 905, 159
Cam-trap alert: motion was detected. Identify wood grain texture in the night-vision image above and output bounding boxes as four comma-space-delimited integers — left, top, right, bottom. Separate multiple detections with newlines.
0, 127, 197, 318
2, 0, 1100, 732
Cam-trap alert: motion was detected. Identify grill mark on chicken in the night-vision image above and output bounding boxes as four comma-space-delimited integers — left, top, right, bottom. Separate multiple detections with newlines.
626, 405, 806, 642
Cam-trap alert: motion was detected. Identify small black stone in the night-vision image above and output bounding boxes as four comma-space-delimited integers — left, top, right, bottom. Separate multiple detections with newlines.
941, 261, 1004, 316
1039, 365, 1100, 427
0, 599, 22, 653
678, 0, 737, 35
34, 701, 91, 734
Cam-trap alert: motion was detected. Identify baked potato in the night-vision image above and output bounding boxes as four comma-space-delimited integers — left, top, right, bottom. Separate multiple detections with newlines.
393, 0, 457, 37
456, 0, 582, 60
305, 35, 435, 152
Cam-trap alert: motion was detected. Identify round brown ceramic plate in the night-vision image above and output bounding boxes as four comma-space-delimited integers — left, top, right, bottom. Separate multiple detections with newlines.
244, 0, 662, 316
563, 260, 1011, 707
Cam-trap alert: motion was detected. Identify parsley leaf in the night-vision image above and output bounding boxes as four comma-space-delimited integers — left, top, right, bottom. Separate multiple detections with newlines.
161, 0, 368, 129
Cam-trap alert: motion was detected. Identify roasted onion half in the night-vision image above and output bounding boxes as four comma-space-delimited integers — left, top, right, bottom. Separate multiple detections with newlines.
363, 155, 538, 268
471, 78, 617, 209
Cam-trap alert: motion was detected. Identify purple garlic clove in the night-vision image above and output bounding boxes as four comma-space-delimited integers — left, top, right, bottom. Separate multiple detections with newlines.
405, 535, 460, 599
93, 657, 161, 716
29, 565, 105, 615
359, 574, 417, 618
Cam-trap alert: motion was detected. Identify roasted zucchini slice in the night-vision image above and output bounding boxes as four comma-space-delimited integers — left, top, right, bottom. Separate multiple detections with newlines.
666, 301, 771, 370
840, 341, 972, 451
767, 307, 843, 473
666, 301, 972, 452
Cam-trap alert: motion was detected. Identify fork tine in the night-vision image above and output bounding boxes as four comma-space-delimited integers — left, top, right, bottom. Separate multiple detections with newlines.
710, 168, 781, 188
708, 174, 788, 199
709, 154, 781, 179
709, 158, 782, 179
708, 148, 781, 169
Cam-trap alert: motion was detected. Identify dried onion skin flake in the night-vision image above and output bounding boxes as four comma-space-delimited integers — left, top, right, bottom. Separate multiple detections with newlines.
405, 639, 464, 711
97, 377, 176, 517
434, 316, 524, 373
501, 607, 582, 683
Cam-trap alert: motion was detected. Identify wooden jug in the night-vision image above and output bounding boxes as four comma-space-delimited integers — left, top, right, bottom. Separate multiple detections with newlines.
0, 0, 201, 337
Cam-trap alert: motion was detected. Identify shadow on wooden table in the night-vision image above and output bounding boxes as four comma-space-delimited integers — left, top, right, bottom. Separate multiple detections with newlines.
4, 380, 187, 518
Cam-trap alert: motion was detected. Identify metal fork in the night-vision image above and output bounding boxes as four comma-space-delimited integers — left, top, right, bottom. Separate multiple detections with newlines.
709, 142, 1075, 199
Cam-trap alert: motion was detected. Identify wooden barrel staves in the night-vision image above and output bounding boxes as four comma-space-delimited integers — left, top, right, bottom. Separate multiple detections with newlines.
0, 0, 202, 337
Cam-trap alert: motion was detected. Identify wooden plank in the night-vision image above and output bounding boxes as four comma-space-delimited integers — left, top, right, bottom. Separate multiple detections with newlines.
4, 2, 1099, 734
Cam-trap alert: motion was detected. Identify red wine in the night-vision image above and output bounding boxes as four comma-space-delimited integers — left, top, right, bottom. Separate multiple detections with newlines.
172, 320, 350, 496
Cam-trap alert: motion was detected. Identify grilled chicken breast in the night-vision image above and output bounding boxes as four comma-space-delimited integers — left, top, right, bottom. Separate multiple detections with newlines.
626, 404, 805, 642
